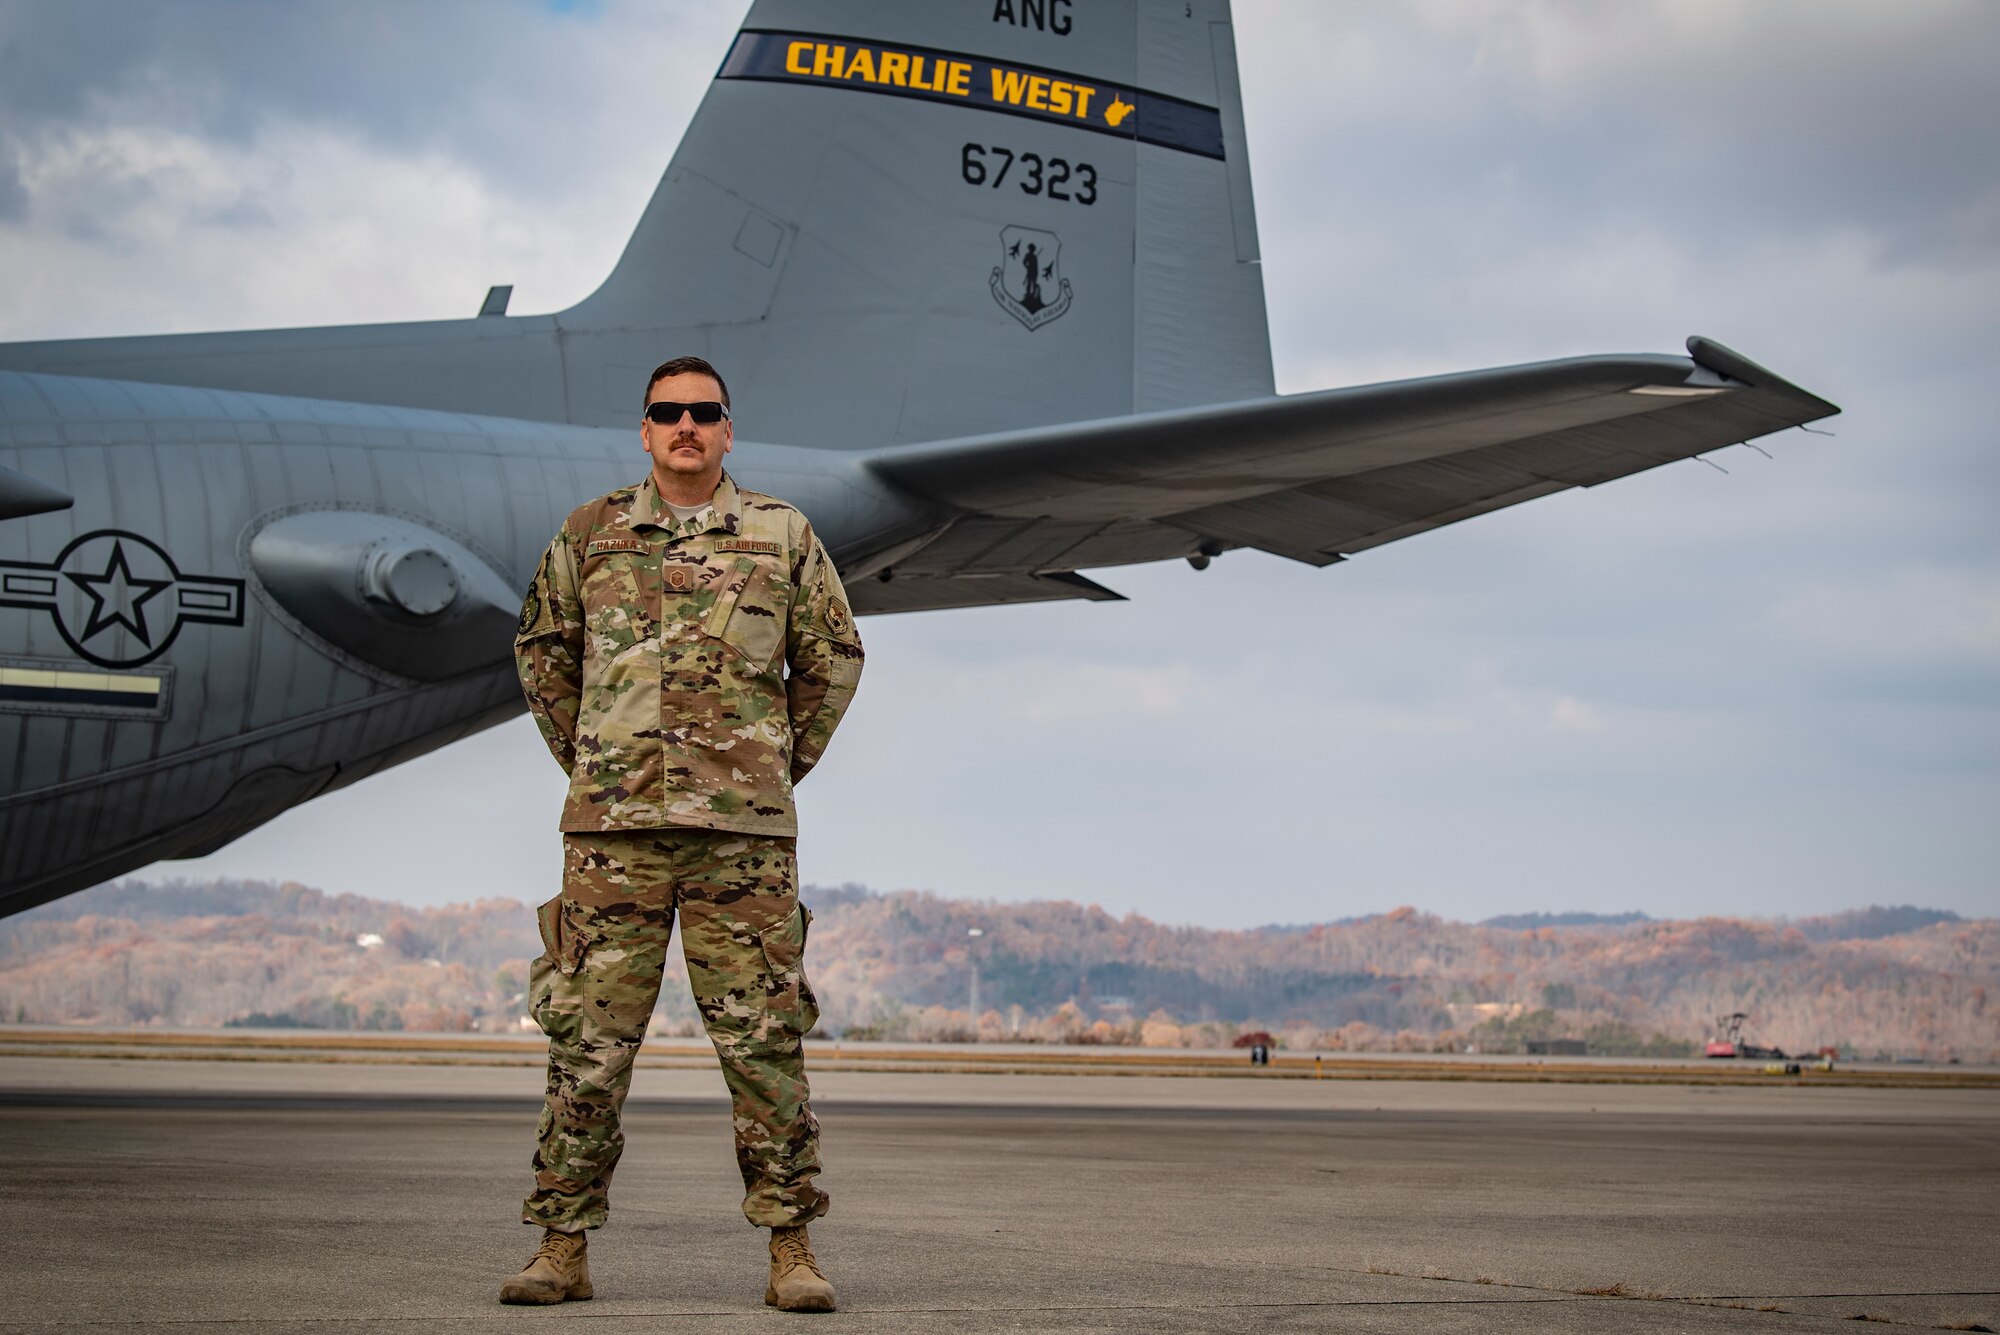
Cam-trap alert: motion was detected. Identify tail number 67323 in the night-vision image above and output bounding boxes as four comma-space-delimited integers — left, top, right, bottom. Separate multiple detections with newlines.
961, 143, 1098, 206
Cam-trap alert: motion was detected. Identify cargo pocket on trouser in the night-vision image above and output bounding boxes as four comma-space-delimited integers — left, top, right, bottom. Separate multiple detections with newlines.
758, 903, 820, 1038
524, 892, 627, 1231
530, 894, 595, 1047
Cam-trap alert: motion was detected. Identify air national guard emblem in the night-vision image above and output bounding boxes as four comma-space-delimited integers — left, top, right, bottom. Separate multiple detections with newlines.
990, 225, 1072, 331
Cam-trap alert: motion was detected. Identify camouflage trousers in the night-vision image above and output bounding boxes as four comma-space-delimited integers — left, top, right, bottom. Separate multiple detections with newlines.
522, 829, 826, 1232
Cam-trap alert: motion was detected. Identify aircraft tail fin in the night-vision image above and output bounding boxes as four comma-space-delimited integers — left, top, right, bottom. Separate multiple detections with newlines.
0, 2, 1274, 445
555, 0, 1274, 446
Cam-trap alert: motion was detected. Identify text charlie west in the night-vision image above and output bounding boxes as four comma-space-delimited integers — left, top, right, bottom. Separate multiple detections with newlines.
782, 40, 1135, 127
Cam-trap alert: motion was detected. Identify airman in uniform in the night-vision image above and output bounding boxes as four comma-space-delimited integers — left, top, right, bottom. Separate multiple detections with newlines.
502, 356, 862, 1313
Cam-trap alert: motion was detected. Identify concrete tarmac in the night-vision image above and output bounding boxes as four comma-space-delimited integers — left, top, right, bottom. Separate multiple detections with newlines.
1, 1053, 1994, 1333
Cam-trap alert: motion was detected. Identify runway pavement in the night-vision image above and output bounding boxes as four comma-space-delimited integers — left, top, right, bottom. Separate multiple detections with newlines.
1, 1048, 1994, 1332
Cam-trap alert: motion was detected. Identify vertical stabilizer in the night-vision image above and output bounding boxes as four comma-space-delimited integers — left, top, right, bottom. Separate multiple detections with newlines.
558, 0, 1274, 447
0, 1, 1275, 444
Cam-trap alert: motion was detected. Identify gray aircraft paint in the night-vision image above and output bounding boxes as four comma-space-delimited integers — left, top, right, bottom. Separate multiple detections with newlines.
0, 1, 1836, 916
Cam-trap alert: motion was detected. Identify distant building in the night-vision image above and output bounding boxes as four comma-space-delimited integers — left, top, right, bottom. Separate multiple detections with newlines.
1446, 1002, 1526, 1026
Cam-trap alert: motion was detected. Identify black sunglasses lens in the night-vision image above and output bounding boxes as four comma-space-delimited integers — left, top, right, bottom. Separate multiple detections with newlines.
646, 401, 726, 426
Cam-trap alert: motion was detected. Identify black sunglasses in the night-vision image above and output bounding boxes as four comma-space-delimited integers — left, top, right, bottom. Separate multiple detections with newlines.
644, 400, 730, 426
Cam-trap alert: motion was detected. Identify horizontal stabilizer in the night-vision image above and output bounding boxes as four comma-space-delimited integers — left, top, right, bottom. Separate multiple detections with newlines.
865, 338, 1838, 578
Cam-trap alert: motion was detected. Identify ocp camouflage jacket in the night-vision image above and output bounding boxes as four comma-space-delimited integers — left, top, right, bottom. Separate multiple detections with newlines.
514, 472, 863, 837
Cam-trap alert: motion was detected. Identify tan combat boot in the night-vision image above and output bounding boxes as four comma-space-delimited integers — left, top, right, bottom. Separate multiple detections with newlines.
499, 1228, 593, 1305
765, 1223, 837, 1312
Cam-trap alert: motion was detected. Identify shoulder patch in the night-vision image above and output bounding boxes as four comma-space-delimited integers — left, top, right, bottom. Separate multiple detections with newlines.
718, 538, 783, 556
518, 587, 540, 635
586, 535, 646, 556
824, 598, 852, 636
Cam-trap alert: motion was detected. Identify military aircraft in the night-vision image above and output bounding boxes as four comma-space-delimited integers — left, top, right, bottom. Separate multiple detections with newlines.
0, 0, 1836, 916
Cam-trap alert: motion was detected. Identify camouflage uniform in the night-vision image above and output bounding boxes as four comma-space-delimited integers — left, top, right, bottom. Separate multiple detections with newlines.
514, 471, 862, 1231
516, 471, 861, 835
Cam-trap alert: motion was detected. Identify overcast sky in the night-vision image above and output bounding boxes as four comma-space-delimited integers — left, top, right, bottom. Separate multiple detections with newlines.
2, 1, 1994, 927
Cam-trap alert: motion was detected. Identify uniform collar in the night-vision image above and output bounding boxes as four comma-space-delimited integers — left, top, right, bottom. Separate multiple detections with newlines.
630, 471, 744, 538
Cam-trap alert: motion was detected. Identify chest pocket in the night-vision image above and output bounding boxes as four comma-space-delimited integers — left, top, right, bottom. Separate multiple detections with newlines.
701, 554, 786, 674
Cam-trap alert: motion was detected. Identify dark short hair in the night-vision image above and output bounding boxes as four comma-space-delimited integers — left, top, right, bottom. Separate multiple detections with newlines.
644, 356, 730, 410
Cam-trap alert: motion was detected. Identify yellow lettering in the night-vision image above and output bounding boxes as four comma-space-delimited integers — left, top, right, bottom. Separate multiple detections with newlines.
990, 67, 1030, 104
812, 44, 844, 78
785, 41, 812, 76
1049, 81, 1073, 117
908, 55, 931, 88
1026, 75, 1050, 110
879, 50, 910, 86
946, 61, 971, 96
845, 47, 877, 82
1073, 85, 1095, 118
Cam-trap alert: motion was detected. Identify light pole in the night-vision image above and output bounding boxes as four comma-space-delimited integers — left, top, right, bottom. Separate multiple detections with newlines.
966, 927, 984, 1023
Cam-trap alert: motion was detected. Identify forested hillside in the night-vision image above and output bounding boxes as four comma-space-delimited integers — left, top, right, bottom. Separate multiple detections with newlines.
0, 880, 1990, 1060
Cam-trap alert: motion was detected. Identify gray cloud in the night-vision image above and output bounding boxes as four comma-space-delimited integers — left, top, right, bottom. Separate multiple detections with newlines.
1242, 3, 2000, 270
0, 1, 744, 213
0, 138, 25, 220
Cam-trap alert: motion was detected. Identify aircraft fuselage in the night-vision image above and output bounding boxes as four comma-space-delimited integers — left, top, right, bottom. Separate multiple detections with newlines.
0, 369, 935, 913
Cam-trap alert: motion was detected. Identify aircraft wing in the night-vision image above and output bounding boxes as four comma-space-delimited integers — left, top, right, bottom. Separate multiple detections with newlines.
854, 337, 1836, 613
